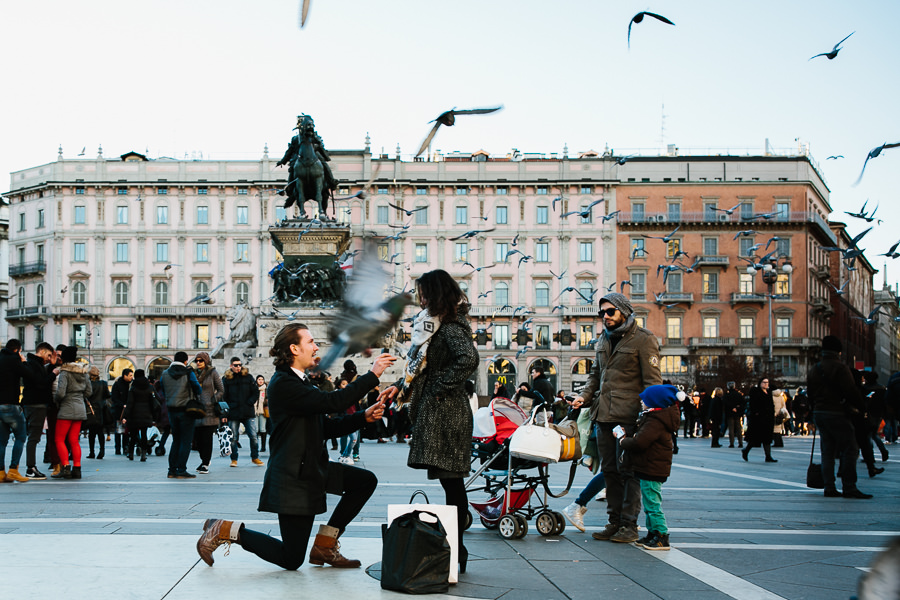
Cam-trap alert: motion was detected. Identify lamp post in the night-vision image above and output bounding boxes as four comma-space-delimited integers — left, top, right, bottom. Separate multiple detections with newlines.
747, 256, 793, 371
87, 325, 101, 365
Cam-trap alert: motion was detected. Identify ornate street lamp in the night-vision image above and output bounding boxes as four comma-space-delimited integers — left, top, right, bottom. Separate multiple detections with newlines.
746, 257, 793, 370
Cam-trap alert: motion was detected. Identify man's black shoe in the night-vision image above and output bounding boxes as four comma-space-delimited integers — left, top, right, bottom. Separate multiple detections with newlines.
868, 467, 884, 477
823, 488, 841, 497
176, 472, 197, 479
842, 489, 873, 499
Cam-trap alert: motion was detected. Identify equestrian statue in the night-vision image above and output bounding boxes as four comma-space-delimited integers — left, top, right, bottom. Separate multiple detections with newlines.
275, 114, 337, 219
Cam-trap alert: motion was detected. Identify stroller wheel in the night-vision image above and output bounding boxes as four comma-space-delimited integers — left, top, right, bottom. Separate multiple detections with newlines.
513, 514, 528, 539
535, 511, 558, 536
463, 510, 473, 531
498, 515, 520, 540
552, 511, 566, 535
480, 516, 499, 530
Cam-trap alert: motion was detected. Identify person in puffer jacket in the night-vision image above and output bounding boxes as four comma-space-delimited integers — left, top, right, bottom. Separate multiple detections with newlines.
52, 346, 91, 480
618, 384, 682, 551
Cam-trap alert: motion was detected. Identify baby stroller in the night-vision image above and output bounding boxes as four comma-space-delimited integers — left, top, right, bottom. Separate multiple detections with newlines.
466, 398, 575, 539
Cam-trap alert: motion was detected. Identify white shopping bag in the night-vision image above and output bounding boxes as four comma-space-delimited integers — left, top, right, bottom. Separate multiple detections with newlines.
387, 490, 459, 584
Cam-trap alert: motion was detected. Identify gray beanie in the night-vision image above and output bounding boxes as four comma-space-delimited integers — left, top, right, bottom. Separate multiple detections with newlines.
598, 292, 633, 317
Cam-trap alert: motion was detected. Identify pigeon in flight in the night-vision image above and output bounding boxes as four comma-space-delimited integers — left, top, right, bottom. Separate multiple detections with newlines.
853, 306, 882, 326
828, 280, 850, 296
299, 0, 310, 28
601, 210, 621, 223
854, 142, 900, 186
415, 107, 503, 158
712, 202, 742, 215
809, 32, 854, 61
879, 240, 900, 259
628, 11, 675, 48
733, 230, 758, 240
187, 282, 225, 305
643, 225, 681, 243
450, 228, 495, 241
386, 202, 428, 217
549, 269, 567, 281
826, 155, 844, 160
335, 162, 383, 201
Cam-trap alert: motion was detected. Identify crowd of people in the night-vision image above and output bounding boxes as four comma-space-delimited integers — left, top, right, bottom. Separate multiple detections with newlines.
1, 279, 895, 576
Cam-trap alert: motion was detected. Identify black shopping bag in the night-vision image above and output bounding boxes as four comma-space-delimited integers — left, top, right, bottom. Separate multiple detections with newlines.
806, 430, 824, 489
381, 510, 451, 594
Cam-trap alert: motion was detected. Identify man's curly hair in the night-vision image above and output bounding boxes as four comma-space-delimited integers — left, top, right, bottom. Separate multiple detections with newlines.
269, 322, 310, 368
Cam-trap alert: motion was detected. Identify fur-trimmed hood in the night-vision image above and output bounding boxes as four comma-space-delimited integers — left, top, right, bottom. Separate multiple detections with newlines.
223, 366, 250, 380
60, 362, 90, 374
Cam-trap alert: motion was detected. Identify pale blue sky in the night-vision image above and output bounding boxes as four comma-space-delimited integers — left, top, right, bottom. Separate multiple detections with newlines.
2, 1, 898, 285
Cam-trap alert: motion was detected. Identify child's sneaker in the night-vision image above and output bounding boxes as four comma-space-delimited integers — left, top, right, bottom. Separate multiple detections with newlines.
580, 456, 593, 470
595, 487, 606, 501
562, 502, 587, 532
639, 531, 670, 551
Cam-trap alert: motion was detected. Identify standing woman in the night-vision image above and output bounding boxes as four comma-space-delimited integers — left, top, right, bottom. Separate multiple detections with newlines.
742, 377, 777, 462
193, 353, 224, 474
123, 370, 158, 462
256, 375, 269, 453
52, 346, 91, 479
85, 367, 111, 459
379, 269, 480, 573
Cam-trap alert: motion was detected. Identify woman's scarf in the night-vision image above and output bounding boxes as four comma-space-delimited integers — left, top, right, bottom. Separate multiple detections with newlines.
396, 308, 441, 404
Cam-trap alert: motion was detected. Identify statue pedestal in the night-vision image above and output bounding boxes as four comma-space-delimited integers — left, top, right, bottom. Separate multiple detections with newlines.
268, 220, 351, 269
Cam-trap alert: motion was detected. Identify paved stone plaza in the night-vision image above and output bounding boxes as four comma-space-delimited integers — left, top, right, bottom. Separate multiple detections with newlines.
1, 435, 897, 600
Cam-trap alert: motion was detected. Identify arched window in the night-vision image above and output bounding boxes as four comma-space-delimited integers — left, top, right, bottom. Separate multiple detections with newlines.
494, 281, 509, 306
535, 282, 550, 307
529, 358, 558, 393
36, 283, 44, 306
195, 281, 209, 298
236, 281, 250, 304
487, 358, 517, 395
73, 281, 87, 305
107, 357, 136, 382
572, 359, 593, 375
114, 281, 128, 306
17, 287, 25, 309
578, 281, 594, 305
458, 281, 469, 297
155, 281, 169, 305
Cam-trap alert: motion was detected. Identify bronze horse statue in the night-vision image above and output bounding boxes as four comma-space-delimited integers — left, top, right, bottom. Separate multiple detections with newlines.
285, 116, 330, 218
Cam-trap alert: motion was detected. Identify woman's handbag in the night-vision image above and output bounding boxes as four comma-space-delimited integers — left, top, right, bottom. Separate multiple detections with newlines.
381, 510, 451, 595
386, 490, 458, 584
806, 429, 824, 489
213, 401, 231, 418
185, 396, 206, 420
510, 409, 562, 463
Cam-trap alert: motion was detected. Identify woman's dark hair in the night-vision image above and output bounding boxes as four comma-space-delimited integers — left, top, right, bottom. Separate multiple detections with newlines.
464, 380, 475, 395
757, 376, 770, 388
416, 269, 467, 321
269, 323, 309, 368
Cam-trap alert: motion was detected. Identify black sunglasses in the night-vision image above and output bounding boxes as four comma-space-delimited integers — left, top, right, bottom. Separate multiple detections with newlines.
598, 308, 618, 317
232, 363, 242, 367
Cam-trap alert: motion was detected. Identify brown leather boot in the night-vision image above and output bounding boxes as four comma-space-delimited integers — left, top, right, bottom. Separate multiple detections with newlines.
196, 519, 243, 566
309, 524, 360, 568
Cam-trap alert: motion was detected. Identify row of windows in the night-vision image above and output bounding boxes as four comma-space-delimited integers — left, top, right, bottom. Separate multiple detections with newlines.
69, 241, 251, 263
380, 241, 594, 264
65, 322, 214, 350
486, 324, 597, 350
69, 204, 251, 226
76, 186, 246, 196
663, 315, 792, 340
405, 185, 593, 196
630, 236, 791, 260
629, 200, 792, 222
375, 203, 598, 226
623, 270, 790, 296
15, 281, 250, 307
657, 355, 799, 376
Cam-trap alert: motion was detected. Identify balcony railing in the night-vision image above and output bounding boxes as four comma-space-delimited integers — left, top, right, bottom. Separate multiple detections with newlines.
690, 337, 735, 347
132, 305, 227, 319
737, 337, 758, 346
9, 261, 47, 277
663, 337, 684, 346
731, 293, 766, 303
762, 337, 817, 347
52, 305, 101, 317
694, 255, 730, 267
660, 292, 694, 304
6, 306, 49, 319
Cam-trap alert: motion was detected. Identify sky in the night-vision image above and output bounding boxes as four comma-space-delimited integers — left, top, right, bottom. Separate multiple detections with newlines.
2, 1, 898, 287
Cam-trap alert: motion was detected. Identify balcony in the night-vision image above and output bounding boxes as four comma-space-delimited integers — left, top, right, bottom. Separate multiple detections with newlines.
731, 293, 766, 304
694, 255, 730, 268
52, 305, 102, 318
762, 337, 817, 348
737, 337, 758, 346
663, 337, 684, 346
812, 265, 830, 280
660, 292, 694, 305
469, 304, 515, 317
132, 305, 227, 319
690, 337, 735, 347
6, 306, 49, 320
9, 261, 47, 277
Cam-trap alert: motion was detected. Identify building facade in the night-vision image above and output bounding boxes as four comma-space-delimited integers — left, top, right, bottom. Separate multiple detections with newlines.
5, 146, 882, 393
